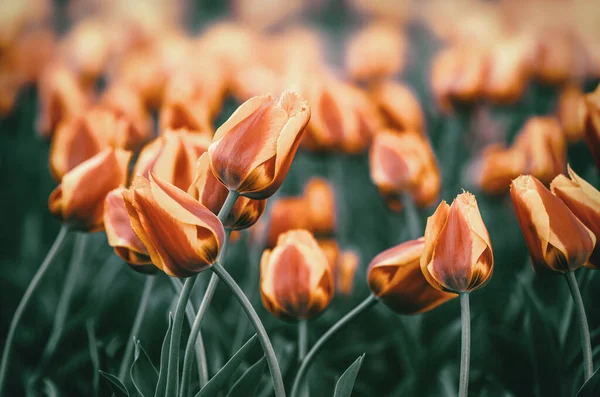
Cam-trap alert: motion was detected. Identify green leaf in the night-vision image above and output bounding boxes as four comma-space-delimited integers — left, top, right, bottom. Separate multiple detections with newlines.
333, 354, 365, 397
86, 319, 101, 397
577, 367, 600, 397
42, 378, 60, 397
130, 338, 159, 397
226, 356, 266, 397
195, 334, 258, 397
154, 312, 174, 397
99, 371, 130, 397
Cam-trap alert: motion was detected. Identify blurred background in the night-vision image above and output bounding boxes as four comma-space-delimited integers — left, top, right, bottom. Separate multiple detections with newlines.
1, 0, 600, 396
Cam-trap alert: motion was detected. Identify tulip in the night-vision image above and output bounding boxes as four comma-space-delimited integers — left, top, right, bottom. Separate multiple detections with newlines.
370, 80, 425, 133
61, 19, 110, 86
551, 166, 600, 268
557, 83, 585, 142
337, 250, 360, 296
484, 36, 532, 104
421, 192, 493, 293
264, 197, 310, 248
368, 238, 456, 313
472, 144, 525, 195
104, 188, 153, 270
188, 153, 265, 230
260, 230, 334, 320
583, 89, 600, 170
303, 177, 336, 237
122, 174, 226, 277
208, 91, 310, 199
510, 175, 596, 273
101, 84, 153, 147
49, 148, 131, 232
318, 239, 340, 273
532, 30, 577, 84
133, 128, 211, 191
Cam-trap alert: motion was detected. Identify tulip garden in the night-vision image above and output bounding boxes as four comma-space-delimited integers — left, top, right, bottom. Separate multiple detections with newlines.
2, 0, 600, 396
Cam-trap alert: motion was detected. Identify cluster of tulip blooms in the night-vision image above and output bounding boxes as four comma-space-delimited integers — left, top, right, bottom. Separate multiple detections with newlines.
1, 0, 600, 396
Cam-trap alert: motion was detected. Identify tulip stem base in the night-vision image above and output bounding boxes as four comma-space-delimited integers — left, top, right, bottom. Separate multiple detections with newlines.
565, 271, 593, 381
298, 319, 308, 361
290, 294, 379, 397
459, 292, 471, 397
0, 225, 70, 395
118, 275, 155, 381
211, 261, 286, 397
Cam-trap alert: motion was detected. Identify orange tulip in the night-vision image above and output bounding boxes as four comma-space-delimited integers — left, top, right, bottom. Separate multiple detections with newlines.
264, 197, 310, 248
188, 153, 265, 230
303, 177, 336, 237
133, 129, 211, 191
318, 239, 340, 273
369, 238, 456, 313
101, 84, 153, 147
122, 174, 226, 277
510, 175, 596, 273
208, 91, 310, 199
557, 83, 585, 142
370, 80, 425, 133
472, 144, 526, 195
532, 30, 577, 84
49, 148, 131, 232
421, 192, 494, 293
514, 117, 566, 184
337, 250, 360, 296
551, 166, 600, 268
583, 88, 600, 170
260, 230, 334, 320
370, 130, 440, 211
485, 37, 532, 103
104, 187, 153, 271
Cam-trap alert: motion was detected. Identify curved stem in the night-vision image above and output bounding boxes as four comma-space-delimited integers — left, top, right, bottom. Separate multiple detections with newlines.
211, 261, 286, 397
166, 275, 198, 397
0, 225, 70, 395
459, 292, 471, 397
565, 271, 593, 381
180, 230, 231, 397
118, 275, 156, 381
401, 194, 421, 240
290, 294, 378, 397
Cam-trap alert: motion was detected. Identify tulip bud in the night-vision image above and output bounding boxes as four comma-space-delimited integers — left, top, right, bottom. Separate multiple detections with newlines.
557, 83, 585, 142
101, 84, 153, 146
510, 175, 596, 273
260, 230, 334, 320
264, 197, 310, 248
337, 250, 359, 296
472, 144, 525, 195
49, 148, 131, 232
421, 192, 494, 293
208, 91, 310, 199
551, 166, 600, 268
485, 36, 532, 103
370, 80, 425, 133
104, 188, 153, 271
303, 177, 336, 237
188, 153, 265, 230
369, 238, 456, 313
583, 88, 600, 170
122, 174, 226, 277
133, 129, 211, 191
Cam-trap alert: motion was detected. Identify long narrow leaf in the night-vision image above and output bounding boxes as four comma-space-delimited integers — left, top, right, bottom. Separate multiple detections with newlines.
99, 371, 130, 397
154, 312, 174, 397
226, 356, 267, 397
334, 354, 365, 397
130, 338, 159, 397
577, 367, 600, 397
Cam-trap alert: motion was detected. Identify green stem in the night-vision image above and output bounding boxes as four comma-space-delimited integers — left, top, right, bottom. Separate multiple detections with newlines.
180, 230, 231, 397
211, 261, 286, 397
459, 292, 470, 397
166, 275, 198, 397
40, 232, 89, 365
0, 225, 70, 395
118, 275, 156, 381
290, 294, 378, 397
565, 271, 593, 381
401, 194, 421, 240
298, 320, 308, 362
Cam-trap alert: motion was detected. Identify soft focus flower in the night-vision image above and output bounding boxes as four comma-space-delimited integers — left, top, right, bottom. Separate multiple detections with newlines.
485, 36, 533, 103
337, 250, 359, 296
208, 91, 310, 199
133, 129, 211, 190
260, 230, 334, 320
319, 239, 340, 273
514, 117, 566, 184
303, 177, 336, 237
122, 174, 226, 277
472, 144, 526, 195
370, 80, 425, 133
369, 238, 456, 313
551, 166, 600, 268
532, 30, 579, 84
345, 22, 406, 82
101, 84, 153, 145
584, 87, 600, 170
370, 130, 440, 211
421, 192, 494, 293
232, 0, 306, 31
264, 198, 310, 248
188, 153, 265, 230
557, 83, 585, 142
49, 148, 131, 232
510, 175, 596, 273
104, 187, 153, 271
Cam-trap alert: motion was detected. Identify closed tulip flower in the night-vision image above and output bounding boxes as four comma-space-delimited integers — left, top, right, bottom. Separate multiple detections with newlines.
260, 230, 334, 320
369, 238, 456, 313
122, 174, 226, 277
337, 250, 360, 296
264, 197, 310, 248
484, 36, 532, 104
421, 192, 494, 293
557, 83, 585, 142
370, 80, 425, 133
510, 175, 596, 273
208, 91, 310, 199
61, 19, 110, 86
49, 148, 131, 232
188, 153, 265, 230
101, 84, 153, 147
318, 239, 340, 273
551, 166, 600, 268
303, 177, 336, 237
104, 188, 153, 271
473, 144, 526, 195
